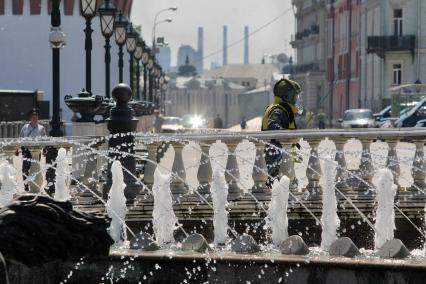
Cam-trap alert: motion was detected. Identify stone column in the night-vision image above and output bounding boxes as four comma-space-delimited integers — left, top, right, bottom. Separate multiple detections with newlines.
143, 142, 159, 191
279, 139, 298, 191
334, 138, 348, 190
386, 139, 400, 186
224, 140, 242, 200
251, 141, 269, 195
411, 139, 425, 192
197, 142, 213, 195
306, 138, 322, 197
171, 141, 188, 195
358, 138, 374, 191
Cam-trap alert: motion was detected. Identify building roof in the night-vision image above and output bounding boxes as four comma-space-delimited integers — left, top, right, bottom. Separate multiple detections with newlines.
201, 64, 280, 82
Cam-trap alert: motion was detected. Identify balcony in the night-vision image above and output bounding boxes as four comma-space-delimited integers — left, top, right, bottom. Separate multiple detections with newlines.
291, 62, 321, 74
367, 35, 416, 58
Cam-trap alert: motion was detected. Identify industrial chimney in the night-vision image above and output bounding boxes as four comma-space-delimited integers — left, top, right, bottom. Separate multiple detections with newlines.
223, 25, 228, 66
244, 26, 249, 64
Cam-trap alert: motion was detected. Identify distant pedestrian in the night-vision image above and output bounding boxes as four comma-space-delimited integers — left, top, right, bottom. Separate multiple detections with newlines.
153, 109, 164, 133
240, 116, 247, 130
317, 109, 326, 129
19, 108, 46, 191
213, 114, 224, 129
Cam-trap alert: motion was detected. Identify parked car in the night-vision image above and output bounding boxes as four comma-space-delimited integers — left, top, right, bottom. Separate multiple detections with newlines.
374, 105, 410, 127
339, 109, 376, 128
160, 117, 183, 133
394, 97, 426, 127
415, 119, 426, 127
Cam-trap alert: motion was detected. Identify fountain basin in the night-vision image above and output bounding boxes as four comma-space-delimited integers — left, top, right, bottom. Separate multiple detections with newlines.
6, 251, 426, 283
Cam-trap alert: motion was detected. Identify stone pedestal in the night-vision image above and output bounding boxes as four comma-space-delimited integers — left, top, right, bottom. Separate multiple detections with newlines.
105, 84, 141, 202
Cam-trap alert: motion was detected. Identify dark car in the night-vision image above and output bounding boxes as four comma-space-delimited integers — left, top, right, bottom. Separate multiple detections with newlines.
395, 97, 426, 127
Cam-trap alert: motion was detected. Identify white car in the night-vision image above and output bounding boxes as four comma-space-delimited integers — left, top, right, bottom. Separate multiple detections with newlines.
339, 109, 376, 128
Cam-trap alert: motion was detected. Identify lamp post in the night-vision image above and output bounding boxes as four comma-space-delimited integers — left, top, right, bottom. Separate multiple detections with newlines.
134, 39, 144, 101
141, 48, 150, 102
49, 0, 66, 137
114, 10, 128, 83
80, 0, 97, 93
147, 57, 154, 104
152, 6, 177, 59
98, 0, 117, 99
126, 23, 138, 97
159, 74, 165, 113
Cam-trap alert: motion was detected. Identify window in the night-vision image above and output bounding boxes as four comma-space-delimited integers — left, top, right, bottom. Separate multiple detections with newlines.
393, 64, 402, 85
393, 9, 403, 36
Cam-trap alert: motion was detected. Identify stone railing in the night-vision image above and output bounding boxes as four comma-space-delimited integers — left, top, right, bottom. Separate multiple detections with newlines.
0, 120, 50, 138
135, 128, 426, 200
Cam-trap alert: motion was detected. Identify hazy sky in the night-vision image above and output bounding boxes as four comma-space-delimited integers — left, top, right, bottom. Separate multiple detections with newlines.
131, 0, 294, 68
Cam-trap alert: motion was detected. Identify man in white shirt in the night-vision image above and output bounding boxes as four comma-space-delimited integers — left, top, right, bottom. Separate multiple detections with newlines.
19, 108, 46, 191
20, 108, 47, 138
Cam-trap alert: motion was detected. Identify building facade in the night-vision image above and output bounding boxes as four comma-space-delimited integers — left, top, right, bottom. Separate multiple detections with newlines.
360, 0, 424, 111
327, 0, 361, 122
166, 63, 281, 127
290, 0, 328, 113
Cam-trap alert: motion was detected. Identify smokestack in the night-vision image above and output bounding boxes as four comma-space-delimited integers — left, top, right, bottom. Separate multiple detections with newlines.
244, 26, 249, 64
198, 27, 204, 72
223, 25, 228, 66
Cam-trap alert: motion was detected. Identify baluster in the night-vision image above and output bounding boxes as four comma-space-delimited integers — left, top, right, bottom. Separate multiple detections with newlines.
334, 138, 348, 190
143, 142, 159, 190
171, 141, 188, 195
306, 138, 322, 197
358, 138, 374, 191
197, 142, 213, 195
0, 122, 5, 138
411, 139, 425, 192
224, 140, 242, 200
279, 139, 298, 191
386, 139, 400, 186
251, 141, 269, 195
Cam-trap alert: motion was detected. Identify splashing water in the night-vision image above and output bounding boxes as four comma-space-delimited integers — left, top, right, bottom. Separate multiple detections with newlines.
54, 148, 71, 202
266, 175, 290, 247
152, 168, 177, 246
107, 161, 128, 244
0, 161, 17, 207
211, 169, 229, 245
373, 168, 397, 250
12, 153, 25, 194
320, 157, 340, 251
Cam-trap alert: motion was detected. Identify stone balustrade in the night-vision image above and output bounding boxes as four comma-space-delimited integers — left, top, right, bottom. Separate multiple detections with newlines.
0, 120, 50, 138
134, 128, 426, 200
0, 128, 426, 201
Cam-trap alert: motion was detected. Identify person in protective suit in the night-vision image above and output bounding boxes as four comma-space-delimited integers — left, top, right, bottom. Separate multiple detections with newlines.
262, 78, 302, 188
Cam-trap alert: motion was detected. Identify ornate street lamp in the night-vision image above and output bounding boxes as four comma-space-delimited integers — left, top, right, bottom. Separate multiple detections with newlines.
147, 57, 154, 104
80, 0, 97, 93
159, 74, 165, 113
50, 0, 66, 137
134, 39, 144, 101
98, 0, 117, 99
114, 10, 128, 83
141, 48, 150, 102
126, 23, 139, 97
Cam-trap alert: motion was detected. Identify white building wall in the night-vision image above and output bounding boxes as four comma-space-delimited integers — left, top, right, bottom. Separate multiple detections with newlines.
0, 0, 130, 123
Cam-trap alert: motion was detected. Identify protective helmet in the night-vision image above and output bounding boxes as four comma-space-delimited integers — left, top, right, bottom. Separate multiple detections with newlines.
273, 78, 302, 105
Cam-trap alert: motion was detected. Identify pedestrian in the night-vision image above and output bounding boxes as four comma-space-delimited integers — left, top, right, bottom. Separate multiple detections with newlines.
213, 114, 224, 129
240, 116, 247, 130
152, 109, 164, 133
317, 109, 326, 129
19, 108, 46, 191
261, 78, 302, 188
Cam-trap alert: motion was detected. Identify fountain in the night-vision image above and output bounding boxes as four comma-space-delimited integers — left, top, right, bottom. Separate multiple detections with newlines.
2, 90, 426, 282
